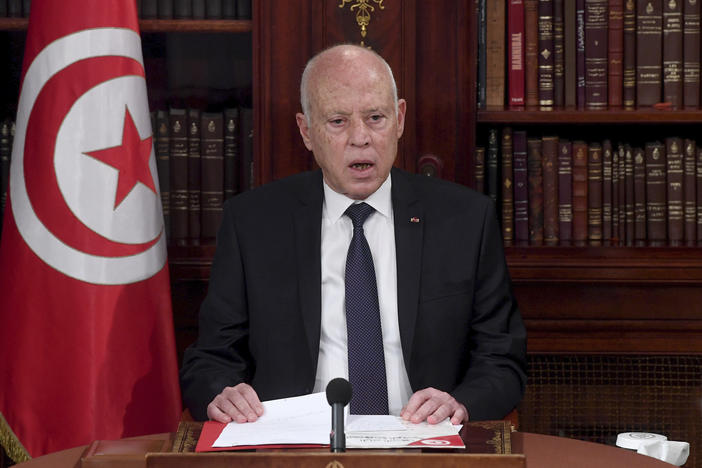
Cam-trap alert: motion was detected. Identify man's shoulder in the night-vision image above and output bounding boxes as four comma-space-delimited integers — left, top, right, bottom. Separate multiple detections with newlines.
392, 168, 490, 208
225, 170, 322, 213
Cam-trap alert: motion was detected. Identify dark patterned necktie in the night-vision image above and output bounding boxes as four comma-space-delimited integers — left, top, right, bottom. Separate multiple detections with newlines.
344, 202, 389, 414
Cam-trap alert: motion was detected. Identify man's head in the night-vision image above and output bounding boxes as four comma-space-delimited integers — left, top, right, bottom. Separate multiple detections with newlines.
296, 44, 406, 200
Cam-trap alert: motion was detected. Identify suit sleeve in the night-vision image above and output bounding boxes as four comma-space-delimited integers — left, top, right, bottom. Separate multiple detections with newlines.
179, 203, 253, 420
451, 198, 527, 420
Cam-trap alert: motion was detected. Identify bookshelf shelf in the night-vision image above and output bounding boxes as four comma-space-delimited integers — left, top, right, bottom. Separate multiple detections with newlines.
0, 18, 253, 33
0, 17, 27, 30
477, 107, 702, 124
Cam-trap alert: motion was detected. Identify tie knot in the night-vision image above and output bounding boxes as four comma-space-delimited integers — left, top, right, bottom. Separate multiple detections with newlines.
345, 202, 375, 228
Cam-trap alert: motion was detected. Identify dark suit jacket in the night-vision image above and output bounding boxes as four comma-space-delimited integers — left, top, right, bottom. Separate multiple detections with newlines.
180, 168, 527, 421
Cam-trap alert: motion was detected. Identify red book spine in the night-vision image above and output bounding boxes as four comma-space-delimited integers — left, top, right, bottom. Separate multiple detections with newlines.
525, 0, 540, 106
572, 141, 589, 243
608, 0, 624, 107
509, 0, 526, 106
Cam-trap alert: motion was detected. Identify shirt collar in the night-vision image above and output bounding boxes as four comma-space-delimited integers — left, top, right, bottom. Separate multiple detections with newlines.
322, 174, 393, 223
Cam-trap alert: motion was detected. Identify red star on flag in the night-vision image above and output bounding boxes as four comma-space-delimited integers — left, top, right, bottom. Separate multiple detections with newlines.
85, 107, 156, 209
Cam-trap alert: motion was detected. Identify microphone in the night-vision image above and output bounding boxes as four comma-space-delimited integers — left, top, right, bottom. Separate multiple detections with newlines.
326, 377, 352, 453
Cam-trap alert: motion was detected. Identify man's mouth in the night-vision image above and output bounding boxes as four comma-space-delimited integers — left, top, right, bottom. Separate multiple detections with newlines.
350, 163, 373, 170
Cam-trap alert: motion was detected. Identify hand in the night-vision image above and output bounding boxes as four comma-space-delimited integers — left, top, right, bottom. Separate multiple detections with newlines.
206, 383, 265, 423
400, 387, 469, 425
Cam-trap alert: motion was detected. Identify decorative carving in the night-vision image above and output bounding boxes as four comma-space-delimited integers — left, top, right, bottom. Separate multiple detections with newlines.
338, 0, 385, 46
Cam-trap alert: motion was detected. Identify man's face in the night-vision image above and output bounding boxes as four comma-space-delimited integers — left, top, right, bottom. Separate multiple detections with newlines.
296, 53, 406, 200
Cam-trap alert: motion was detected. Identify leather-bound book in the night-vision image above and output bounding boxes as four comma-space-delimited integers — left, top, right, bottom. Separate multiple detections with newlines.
663, 0, 683, 108
683, 139, 696, 243
174, 0, 192, 19
192, 0, 205, 19
487, 128, 500, 208
542, 135, 559, 244
637, 0, 663, 107
623, 0, 637, 108
158, 0, 173, 18
527, 138, 544, 244
239, 107, 254, 192
142, 0, 158, 18
553, 0, 565, 107
487, 0, 506, 107
625, 145, 635, 245
21, 0, 28, 17
236, 0, 251, 19
608, 0, 625, 107
602, 140, 613, 241
525, 0, 540, 106
618, 144, 626, 243
564, 0, 577, 107
169, 108, 189, 246
683, 0, 700, 108
633, 147, 647, 243
478, 0, 487, 109
557, 139, 573, 243
666, 137, 684, 244
474, 146, 486, 194
587, 142, 603, 242
508, 0, 526, 106
224, 108, 240, 200
572, 141, 589, 243
0, 119, 10, 217
187, 109, 201, 245
223, 0, 236, 19
201, 112, 225, 242
513, 131, 529, 243
538, 0, 555, 106
501, 128, 515, 243
584, 0, 608, 109
155, 110, 170, 241
697, 146, 702, 240
7, 0, 20, 17
576, 0, 587, 108
206, 0, 222, 18
645, 141, 667, 244
611, 142, 620, 242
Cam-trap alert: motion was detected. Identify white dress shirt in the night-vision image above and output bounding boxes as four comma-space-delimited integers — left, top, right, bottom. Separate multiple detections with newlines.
313, 174, 413, 415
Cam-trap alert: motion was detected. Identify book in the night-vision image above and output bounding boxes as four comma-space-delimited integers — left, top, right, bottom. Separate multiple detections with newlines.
576, 0, 586, 108
624, 145, 635, 245
634, 147, 647, 243
222, 0, 236, 19
564, 0, 577, 107
508, 0, 526, 106
158, 0, 173, 18
487, 0, 506, 107
525, 0, 540, 106
572, 141, 589, 243
683, 139, 696, 243
537, 0, 555, 106
239, 107, 254, 192
612, 142, 620, 241
527, 138, 544, 244
552, 0, 565, 107
192, 0, 206, 19
697, 146, 702, 240
666, 137, 684, 243
683, 0, 700, 108
501, 128, 514, 243
584, 0, 608, 109
617, 144, 626, 242
645, 141, 667, 243
602, 140, 613, 241
169, 107, 189, 246
21, 0, 28, 17
201, 112, 225, 241
475, 146, 486, 194
155, 110, 170, 241
477, 0, 487, 109
206, 0, 222, 18
623, 0, 637, 108
608, 0, 625, 107
637, 0, 663, 107
224, 108, 240, 199
174, 0, 192, 19
587, 142, 603, 242
7, 0, 21, 17
542, 135, 559, 244
557, 139, 572, 243
662, 0, 683, 108
236, 0, 251, 19
513, 131, 529, 242
0, 0, 7, 16
487, 128, 500, 209
187, 108, 202, 245
142, 0, 158, 19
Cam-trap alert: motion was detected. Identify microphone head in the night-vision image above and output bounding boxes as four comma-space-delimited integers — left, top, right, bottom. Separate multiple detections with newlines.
326, 377, 353, 406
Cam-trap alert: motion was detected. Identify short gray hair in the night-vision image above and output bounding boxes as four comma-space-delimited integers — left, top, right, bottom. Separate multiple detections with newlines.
299, 44, 399, 120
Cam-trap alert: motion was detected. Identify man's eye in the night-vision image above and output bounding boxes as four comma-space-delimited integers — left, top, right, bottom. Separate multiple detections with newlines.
330, 119, 344, 125
370, 114, 384, 121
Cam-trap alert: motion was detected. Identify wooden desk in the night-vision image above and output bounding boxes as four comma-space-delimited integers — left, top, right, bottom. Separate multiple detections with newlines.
14, 431, 675, 468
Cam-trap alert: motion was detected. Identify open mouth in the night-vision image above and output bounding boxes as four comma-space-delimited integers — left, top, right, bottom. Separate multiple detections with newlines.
350, 163, 373, 170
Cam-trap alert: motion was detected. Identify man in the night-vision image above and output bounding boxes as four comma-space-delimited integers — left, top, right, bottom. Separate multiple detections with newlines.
180, 44, 526, 425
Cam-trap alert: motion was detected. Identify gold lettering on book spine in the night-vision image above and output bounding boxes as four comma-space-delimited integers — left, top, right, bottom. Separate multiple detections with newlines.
339, 0, 385, 46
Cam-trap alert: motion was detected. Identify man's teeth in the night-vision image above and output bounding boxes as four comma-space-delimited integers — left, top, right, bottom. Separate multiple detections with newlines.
352, 163, 372, 169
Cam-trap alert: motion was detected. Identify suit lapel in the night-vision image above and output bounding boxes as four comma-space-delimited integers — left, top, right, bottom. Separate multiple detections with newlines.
293, 171, 324, 368
391, 169, 423, 368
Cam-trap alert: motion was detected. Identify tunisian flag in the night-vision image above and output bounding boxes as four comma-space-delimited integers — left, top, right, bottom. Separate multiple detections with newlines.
0, 1, 181, 460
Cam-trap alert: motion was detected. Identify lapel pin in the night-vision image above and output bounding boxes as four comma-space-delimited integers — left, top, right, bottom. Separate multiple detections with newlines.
410, 217, 420, 223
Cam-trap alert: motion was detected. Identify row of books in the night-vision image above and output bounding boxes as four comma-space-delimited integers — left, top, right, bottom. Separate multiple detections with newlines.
137, 0, 251, 20
475, 128, 702, 246
478, 0, 702, 110
0, 0, 29, 17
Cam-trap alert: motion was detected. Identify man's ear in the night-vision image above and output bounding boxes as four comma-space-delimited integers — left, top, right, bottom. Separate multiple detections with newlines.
296, 113, 314, 151
396, 99, 407, 139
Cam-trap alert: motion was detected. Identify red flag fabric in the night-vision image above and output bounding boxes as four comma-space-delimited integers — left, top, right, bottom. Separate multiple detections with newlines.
0, 0, 181, 460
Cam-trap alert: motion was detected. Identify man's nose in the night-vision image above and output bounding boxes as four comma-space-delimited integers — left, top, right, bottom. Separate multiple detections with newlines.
348, 118, 370, 147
